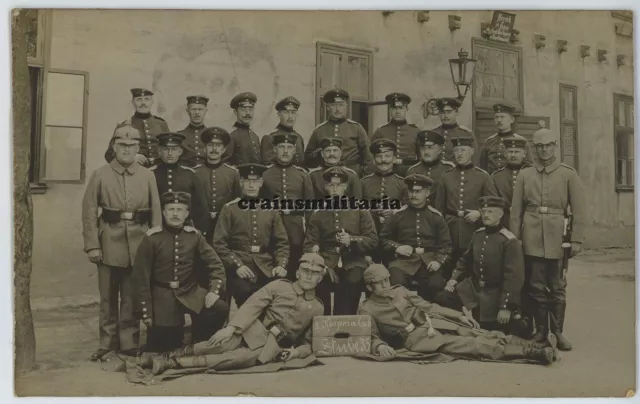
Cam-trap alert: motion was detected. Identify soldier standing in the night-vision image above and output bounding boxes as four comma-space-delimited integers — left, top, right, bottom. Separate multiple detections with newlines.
370, 93, 420, 176
434, 137, 498, 278
223, 92, 261, 166
510, 129, 586, 351
308, 138, 363, 199
105, 88, 170, 167
193, 127, 242, 241
406, 130, 455, 203
305, 88, 373, 177
430, 98, 476, 162
178, 95, 209, 168
479, 103, 533, 174
132, 192, 230, 352
260, 96, 306, 166
304, 166, 378, 315
436, 196, 526, 336
261, 133, 314, 278
491, 136, 532, 228
150, 132, 208, 233
212, 163, 290, 307
82, 123, 162, 361
379, 174, 451, 301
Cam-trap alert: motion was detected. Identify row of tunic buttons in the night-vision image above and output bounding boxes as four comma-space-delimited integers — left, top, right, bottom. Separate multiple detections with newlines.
459, 170, 465, 209
281, 169, 288, 198
167, 168, 173, 192
174, 234, 180, 282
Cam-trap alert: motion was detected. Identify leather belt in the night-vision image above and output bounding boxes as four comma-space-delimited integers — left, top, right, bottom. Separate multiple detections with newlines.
476, 278, 500, 288
234, 245, 265, 253
447, 210, 468, 218
102, 208, 151, 224
269, 325, 295, 348
152, 280, 180, 289
525, 206, 564, 215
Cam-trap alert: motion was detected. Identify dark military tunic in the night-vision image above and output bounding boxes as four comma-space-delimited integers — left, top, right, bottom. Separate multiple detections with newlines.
431, 124, 475, 162
305, 119, 373, 177
434, 164, 498, 251
223, 122, 261, 166
491, 163, 531, 226
178, 123, 207, 168
260, 124, 305, 166
104, 113, 170, 167
406, 159, 456, 204
380, 204, 452, 276
308, 164, 362, 199
193, 162, 242, 237
454, 226, 525, 322
361, 171, 408, 232
149, 163, 209, 233
132, 225, 226, 327
371, 120, 421, 176
479, 131, 533, 174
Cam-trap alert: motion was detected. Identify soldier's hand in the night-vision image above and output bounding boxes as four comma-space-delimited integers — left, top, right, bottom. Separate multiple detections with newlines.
204, 292, 220, 308
311, 245, 320, 253
427, 261, 441, 272
272, 266, 287, 278
460, 314, 480, 329
280, 348, 300, 362
464, 210, 481, 223
207, 325, 235, 347
236, 265, 254, 279
395, 245, 413, 257
570, 242, 582, 258
87, 249, 103, 264
497, 309, 511, 325
337, 230, 351, 246
134, 154, 149, 165
379, 209, 393, 218
142, 318, 153, 328
444, 279, 458, 292
377, 344, 396, 357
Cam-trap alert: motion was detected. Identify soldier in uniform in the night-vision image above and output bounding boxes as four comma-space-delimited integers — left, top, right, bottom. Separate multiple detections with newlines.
212, 163, 290, 307
359, 264, 557, 365
304, 166, 378, 315
132, 192, 230, 352
223, 92, 261, 166
434, 136, 498, 278
406, 130, 456, 203
150, 132, 209, 233
304, 88, 373, 177
140, 253, 326, 376
193, 127, 242, 241
370, 93, 421, 176
308, 137, 363, 199
105, 88, 170, 167
436, 196, 526, 336
260, 96, 305, 166
178, 95, 209, 168
430, 97, 476, 162
479, 103, 533, 174
82, 123, 162, 361
379, 174, 451, 301
510, 129, 586, 351
261, 133, 314, 278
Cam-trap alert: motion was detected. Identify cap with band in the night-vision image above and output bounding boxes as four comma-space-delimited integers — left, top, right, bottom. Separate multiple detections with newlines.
161, 191, 191, 207
364, 264, 391, 284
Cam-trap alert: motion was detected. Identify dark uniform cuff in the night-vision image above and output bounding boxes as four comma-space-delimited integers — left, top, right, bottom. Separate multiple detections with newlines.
500, 292, 514, 310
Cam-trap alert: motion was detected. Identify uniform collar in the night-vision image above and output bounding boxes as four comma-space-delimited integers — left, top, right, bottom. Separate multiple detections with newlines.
164, 224, 183, 234
188, 122, 205, 130
133, 112, 152, 120
110, 159, 139, 175
160, 162, 179, 169
456, 163, 475, 170
233, 121, 251, 130
274, 161, 294, 169
390, 119, 407, 126
408, 202, 429, 211
375, 170, 395, 177
329, 118, 346, 125
506, 163, 525, 170
497, 129, 514, 137
276, 123, 294, 133
420, 159, 441, 168
292, 282, 316, 300
535, 158, 561, 173
441, 123, 459, 130
369, 292, 394, 303
204, 160, 223, 169
485, 224, 502, 234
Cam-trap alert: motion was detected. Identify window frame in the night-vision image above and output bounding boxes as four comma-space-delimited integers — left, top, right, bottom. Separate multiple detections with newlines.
559, 83, 579, 171
613, 93, 634, 192
315, 42, 374, 131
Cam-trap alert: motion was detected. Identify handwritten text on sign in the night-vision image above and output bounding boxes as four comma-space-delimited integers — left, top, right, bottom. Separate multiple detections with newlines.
312, 315, 372, 356
488, 11, 516, 43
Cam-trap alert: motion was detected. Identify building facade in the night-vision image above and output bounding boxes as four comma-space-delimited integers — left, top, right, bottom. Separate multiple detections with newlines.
26, 10, 634, 299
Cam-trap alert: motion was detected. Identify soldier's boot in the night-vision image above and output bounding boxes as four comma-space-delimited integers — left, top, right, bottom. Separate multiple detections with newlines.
151, 357, 179, 375
507, 335, 556, 350
129, 352, 159, 369
161, 344, 195, 359
531, 303, 548, 343
152, 355, 208, 375
550, 302, 572, 351
523, 346, 556, 365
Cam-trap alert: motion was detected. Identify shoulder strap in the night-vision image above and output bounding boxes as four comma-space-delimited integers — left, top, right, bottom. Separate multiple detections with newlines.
146, 226, 163, 236
427, 206, 443, 216
224, 197, 241, 207
180, 165, 195, 173
500, 228, 516, 240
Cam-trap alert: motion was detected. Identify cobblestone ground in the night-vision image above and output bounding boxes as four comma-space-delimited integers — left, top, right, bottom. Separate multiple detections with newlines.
15, 249, 636, 397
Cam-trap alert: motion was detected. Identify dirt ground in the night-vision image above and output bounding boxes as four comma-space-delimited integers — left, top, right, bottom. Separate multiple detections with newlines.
15, 249, 637, 397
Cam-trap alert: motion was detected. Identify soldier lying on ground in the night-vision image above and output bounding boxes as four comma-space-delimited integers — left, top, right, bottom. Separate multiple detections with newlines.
358, 264, 558, 365
132, 253, 326, 375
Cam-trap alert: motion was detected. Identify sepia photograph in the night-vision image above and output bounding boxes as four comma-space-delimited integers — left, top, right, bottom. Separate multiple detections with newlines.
10, 7, 636, 397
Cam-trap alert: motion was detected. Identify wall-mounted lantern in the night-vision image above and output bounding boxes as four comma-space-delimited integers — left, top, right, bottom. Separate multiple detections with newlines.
416, 11, 430, 23
617, 54, 626, 67
580, 45, 591, 59
448, 15, 461, 32
449, 48, 478, 102
598, 49, 608, 63
534, 34, 546, 49
557, 40, 568, 54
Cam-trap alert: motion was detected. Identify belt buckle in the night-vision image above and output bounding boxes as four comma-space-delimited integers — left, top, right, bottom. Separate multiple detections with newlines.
539, 206, 548, 214
169, 281, 180, 289
250, 245, 260, 253
478, 280, 486, 288
405, 323, 416, 333
210, 212, 218, 219
415, 247, 424, 254
270, 325, 282, 338
121, 212, 134, 220
457, 210, 465, 217
282, 209, 290, 215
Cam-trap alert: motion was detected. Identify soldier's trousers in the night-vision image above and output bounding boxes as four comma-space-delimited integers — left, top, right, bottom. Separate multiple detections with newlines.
316, 267, 365, 315
526, 256, 566, 304
97, 264, 139, 351
168, 335, 262, 372
389, 266, 446, 302
281, 214, 305, 280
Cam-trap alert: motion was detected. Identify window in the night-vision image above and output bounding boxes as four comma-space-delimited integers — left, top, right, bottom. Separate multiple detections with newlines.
560, 84, 578, 170
471, 38, 524, 113
614, 93, 634, 191
315, 43, 373, 132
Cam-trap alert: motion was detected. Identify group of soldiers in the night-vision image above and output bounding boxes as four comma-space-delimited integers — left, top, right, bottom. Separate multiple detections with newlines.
81, 85, 586, 374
